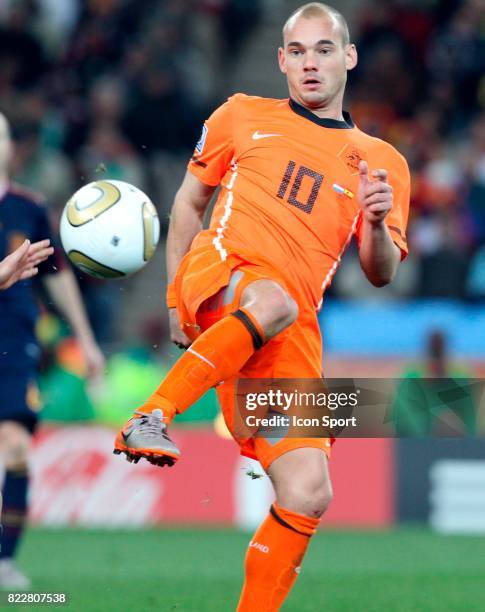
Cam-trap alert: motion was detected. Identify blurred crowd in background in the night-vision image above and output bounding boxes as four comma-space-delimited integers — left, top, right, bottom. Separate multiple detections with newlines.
341, 0, 485, 302
0, 0, 484, 355
0, 0, 263, 212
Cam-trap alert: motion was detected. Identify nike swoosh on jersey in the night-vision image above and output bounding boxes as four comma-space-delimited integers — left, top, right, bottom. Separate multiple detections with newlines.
252, 131, 282, 140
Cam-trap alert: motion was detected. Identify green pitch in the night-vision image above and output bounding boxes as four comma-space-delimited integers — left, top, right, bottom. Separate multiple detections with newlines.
11, 527, 485, 611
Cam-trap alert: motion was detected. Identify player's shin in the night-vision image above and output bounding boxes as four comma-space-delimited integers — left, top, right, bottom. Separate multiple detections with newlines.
114, 307, 265, 465
140, 307, 265, 422
237, 503, 320, 611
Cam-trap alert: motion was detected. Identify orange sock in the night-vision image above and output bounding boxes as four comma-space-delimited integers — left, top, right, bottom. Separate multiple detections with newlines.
237, 503, 320, 612
139, 308, 264, 423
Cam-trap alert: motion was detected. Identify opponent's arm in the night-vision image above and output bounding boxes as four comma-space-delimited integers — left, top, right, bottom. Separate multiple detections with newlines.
357, 160, 401, 287
43, 270, 105, 378
167, 171, 216, 346
0, 239, 53, 290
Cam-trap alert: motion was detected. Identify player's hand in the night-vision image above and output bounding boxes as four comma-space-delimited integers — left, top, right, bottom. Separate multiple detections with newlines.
358, 161, 393, 225
80, 338, 106, 380
0, 238, 54, 290
169, 308, 191, 349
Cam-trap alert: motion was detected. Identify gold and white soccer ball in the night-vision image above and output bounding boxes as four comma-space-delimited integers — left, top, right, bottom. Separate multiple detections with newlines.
60, 179, 159, 278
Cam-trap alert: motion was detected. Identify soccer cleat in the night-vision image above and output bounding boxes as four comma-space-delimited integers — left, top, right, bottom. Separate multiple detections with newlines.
113, 409, 180, 467
0, 559, 31, 590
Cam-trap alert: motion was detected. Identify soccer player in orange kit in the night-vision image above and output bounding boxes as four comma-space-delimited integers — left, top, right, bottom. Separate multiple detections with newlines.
114, 3, 410, 609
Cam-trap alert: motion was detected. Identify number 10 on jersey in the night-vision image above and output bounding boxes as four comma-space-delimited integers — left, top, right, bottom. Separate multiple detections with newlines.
277, 161, 324, 214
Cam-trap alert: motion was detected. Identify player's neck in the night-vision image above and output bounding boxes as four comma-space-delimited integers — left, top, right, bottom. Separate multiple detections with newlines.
295, 92, 345, 121
289, 99, 353, 129
306, 99, 345, 121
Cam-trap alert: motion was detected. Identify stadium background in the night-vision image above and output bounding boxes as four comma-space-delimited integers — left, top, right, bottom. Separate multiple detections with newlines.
1, 0, 484, 610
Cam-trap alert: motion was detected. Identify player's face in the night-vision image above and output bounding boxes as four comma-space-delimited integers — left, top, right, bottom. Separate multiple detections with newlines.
278, 16, 357, 114
0, 115, 12, 173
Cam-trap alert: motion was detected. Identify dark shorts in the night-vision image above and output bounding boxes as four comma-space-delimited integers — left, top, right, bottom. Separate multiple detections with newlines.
0, 368, 40, 434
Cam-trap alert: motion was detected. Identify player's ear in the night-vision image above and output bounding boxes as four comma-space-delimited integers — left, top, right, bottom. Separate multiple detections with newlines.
345, 44, 358, 71
278, 46, 287, 74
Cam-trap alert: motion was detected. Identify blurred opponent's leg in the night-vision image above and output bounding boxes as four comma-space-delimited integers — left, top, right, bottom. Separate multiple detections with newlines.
0, 421, 32, 590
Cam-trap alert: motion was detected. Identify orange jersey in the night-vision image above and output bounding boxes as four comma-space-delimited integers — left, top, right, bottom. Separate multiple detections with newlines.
188, 94, 410, 310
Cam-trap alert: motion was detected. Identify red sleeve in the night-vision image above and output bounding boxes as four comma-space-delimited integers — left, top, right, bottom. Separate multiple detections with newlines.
187, 96, 235, 187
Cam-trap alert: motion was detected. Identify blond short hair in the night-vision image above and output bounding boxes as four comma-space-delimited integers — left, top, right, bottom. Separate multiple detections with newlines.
283, 3, 350, 46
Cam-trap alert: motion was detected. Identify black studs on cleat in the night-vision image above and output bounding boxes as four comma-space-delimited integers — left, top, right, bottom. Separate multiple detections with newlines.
123, 452, 141, 464
146, 455, 175, 468
127, 455, 140, 464
113, 448, 175, 468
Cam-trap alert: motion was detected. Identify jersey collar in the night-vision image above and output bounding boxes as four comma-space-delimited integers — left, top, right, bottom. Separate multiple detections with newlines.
289, 99, 354, 129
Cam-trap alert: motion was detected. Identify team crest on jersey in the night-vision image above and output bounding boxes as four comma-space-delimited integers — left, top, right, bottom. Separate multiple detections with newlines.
195, 124, 208, 155
339, 145, 364, 173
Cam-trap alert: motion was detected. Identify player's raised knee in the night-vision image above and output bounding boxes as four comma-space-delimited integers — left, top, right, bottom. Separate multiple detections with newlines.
242, 280, 298, 339
268, 289, 298, 332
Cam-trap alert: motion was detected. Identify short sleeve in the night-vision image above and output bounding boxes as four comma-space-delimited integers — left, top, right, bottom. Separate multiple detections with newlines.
187, 97, 235, 187
356, 149, 410, 260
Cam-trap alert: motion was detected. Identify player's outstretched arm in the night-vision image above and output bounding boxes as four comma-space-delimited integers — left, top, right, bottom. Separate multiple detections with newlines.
357, 161, 401, 287
0, 238, 54, 290
166, 171, 216, 348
